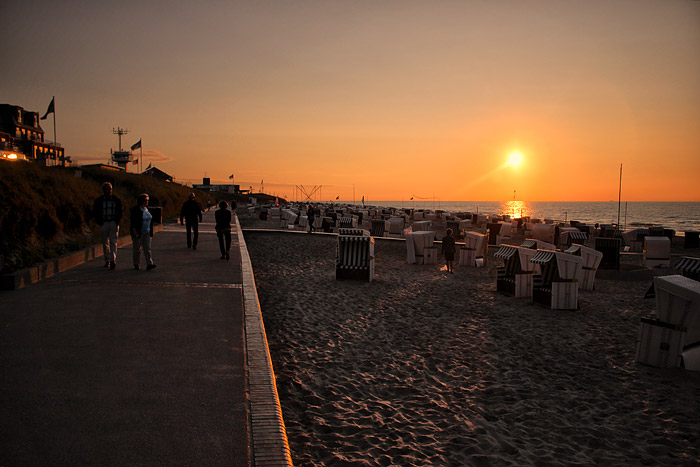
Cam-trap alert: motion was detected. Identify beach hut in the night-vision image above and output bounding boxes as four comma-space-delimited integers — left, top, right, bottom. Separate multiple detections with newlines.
565, 244, 603, 290
336, 234, 375, 281
530, 250, 582, 310
644, 236, 671, 267
495, 245, 538, 298
636, 275, 700, 369
406, 231, 436, 265
460, 232, 487, 267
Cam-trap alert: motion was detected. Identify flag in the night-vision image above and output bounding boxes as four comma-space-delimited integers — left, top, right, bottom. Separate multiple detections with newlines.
410, 197, 414, 200
40, 97, 54, 120
228, 174, 234, 180
275, 197, 279, 207
131, 139, 142, 151
133, 158, 138, 165
361, 196, 364, 205
146, 162, 152, 169
336, 196, 339, 200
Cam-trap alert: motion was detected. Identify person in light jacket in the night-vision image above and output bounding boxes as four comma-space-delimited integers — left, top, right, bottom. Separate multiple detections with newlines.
130, 193, 156, 270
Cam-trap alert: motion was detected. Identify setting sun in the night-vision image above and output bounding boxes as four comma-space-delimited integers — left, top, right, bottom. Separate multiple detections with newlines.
507, 152, 523, 167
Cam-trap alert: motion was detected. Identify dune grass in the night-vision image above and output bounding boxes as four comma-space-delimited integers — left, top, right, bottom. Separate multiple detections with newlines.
0, 162, 224, 273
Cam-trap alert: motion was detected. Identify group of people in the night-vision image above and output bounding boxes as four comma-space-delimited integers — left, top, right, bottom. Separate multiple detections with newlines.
93, 182, 237, 271
93, 182, 155, 271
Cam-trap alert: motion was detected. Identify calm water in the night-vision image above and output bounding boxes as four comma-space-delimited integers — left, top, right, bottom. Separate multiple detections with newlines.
364, 201, 700, 234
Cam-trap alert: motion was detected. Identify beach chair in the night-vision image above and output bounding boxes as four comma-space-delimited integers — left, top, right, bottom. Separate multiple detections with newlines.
565, 244, 603, 290
644, 236, 671, 267
594, 237, 621, 270
684, 231, 700, 249
486, 222, 502, 246
413, 220, 431, 231
675, 256, 700, 282
495, 245, 537, 298
339, 216, 357, 229
559, 228, 587, 249
460, 232, 487, 267
635, 275, 700, 368
405, 231, 436, 265
446, 219, 461, 239
370, 219, 386, 237
338, 228, 369, 236
530, 250, 582, 310
497, 222, 512, 245
336, 235, 375, 281
531, 223, 557, 245
387, 217, 406, 238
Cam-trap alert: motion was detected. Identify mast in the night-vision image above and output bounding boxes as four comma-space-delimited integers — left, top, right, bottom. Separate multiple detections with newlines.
617, 163, 623, 229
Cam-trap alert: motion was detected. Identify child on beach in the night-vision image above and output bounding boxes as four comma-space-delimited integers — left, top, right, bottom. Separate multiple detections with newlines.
442, 228, 456, 273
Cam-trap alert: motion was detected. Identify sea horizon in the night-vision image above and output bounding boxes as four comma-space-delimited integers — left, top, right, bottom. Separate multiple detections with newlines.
316, 200, 700, 234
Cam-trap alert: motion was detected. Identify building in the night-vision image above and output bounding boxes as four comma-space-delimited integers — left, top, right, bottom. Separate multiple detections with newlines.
192, 177, 239, 193
0, 104, 69, 165
143, 166, 174, 182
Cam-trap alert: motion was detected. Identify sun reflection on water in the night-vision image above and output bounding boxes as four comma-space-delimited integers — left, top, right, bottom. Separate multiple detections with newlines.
502, 200, 529, 219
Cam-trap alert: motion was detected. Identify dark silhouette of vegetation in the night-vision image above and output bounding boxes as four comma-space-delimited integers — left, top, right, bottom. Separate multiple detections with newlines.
0, 162, 217, 273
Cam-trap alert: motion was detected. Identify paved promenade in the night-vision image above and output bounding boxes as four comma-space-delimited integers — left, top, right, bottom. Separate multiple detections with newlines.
0, 210, 291, 466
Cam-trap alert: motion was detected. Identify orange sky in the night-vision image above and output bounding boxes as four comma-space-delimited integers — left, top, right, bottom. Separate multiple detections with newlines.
4, 1, 699, 201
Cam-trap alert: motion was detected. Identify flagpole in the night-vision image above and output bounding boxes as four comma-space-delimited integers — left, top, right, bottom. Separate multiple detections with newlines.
52, 96, 57, 166
140, 144, 143, 174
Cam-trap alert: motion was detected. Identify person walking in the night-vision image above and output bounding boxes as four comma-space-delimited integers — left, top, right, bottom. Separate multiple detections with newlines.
93, 181, 123, 270
180, 192, 203, 250
442, 228, 456, 274
306, 204, 315, 233
130, 193, 156, 270
215, 201, 232, 260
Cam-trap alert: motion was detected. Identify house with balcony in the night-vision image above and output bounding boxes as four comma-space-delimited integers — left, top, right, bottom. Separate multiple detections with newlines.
0, 104, 69, 165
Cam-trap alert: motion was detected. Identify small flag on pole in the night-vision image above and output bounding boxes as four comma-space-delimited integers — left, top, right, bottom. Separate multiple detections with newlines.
133, 159, 138, 165
228, 174, 234, 180
40, 97, 55, 120
336, 196, 339, 200
362, 196, 364, 205
131, 139, 142, 151
146, 162, 152, 169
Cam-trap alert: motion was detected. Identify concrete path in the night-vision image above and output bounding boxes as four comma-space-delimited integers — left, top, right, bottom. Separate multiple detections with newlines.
0, 210, 291, 466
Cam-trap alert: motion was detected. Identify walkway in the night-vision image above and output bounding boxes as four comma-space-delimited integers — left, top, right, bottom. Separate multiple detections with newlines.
0, 210, 291, 466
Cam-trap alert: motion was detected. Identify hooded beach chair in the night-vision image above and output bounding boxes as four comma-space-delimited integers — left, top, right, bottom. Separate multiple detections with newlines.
565, 244, 603, 290
530, 250, 582, 310
495, 245, 538, 297
336, 234, 375, 281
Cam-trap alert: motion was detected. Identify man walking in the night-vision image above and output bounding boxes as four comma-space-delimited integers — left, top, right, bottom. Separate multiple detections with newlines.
93, 182, 123, 270
180, 192, 203, 249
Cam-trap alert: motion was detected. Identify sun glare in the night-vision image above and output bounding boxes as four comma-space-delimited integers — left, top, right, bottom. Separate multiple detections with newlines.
507, 152, 523, 167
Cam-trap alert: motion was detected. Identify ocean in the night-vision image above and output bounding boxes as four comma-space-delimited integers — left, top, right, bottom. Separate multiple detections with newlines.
362, 201, 700, 234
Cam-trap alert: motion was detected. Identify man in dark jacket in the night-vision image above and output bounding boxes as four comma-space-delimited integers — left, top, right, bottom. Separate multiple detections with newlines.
180, 192, 203, 249
93, 182, 123, 269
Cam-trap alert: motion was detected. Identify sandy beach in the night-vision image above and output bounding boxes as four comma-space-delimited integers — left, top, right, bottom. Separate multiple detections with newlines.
240, 216, 700, 466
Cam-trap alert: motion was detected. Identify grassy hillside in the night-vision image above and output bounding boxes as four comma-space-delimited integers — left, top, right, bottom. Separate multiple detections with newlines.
0, 162, 267, 274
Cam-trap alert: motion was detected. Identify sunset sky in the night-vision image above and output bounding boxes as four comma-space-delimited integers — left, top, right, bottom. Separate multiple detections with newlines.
4, 1, 699, 202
